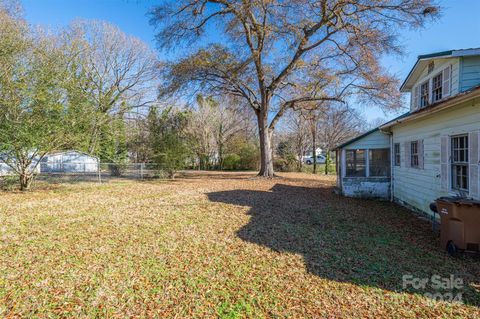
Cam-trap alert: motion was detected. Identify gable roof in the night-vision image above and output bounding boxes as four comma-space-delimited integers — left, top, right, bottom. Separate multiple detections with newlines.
334, 127, 380, 150
334, 112, 411, 150
400, 48, 480, 92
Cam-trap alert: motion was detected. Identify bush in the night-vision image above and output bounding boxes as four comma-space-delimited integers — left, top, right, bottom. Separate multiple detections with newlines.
0, 175, 18, 191
274, 157, 298, 172
223, 154, 241, 170
237, 143, 259, 170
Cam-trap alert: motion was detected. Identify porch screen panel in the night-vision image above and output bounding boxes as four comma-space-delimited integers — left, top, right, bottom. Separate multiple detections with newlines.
346, 150, 366, 177
369, 149, 391, 177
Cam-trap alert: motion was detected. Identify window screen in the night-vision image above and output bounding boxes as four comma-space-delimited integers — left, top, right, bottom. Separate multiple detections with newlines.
346, 150, 366, 177
369, 149, 391, 177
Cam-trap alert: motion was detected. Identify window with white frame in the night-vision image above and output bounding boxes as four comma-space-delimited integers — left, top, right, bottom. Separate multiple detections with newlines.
413, 66, 451, 109
432, 72, 443, 102
411, 141, 419, 168
394, 143, 400, 166
345, 150, 366, 177
451, 135, 469, 191
420, 81, 429, 107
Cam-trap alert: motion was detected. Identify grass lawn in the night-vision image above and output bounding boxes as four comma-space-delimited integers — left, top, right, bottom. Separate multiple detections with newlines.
1, 171, 479, 318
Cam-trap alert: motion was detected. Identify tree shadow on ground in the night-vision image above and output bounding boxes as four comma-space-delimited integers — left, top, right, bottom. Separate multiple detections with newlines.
207, 183, 480, 306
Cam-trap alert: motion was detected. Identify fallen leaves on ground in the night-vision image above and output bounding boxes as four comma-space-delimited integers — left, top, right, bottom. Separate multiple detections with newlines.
0, 171, 479, 318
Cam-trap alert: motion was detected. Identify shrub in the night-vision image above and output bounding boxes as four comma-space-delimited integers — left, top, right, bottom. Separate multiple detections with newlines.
237, 143, 259, 170
223, 154, 241, 170
0, 175, 18, 191
274, 157, 298, 172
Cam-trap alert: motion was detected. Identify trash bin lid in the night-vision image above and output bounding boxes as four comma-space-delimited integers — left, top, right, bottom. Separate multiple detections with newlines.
437, 196, 462, 203
436, 196, 480, 207
456, 198, 480, 207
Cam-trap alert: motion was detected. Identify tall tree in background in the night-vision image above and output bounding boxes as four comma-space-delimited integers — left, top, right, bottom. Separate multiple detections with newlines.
301, 106, 327, 174
187, 95, 249, 169
65, 20, 159, 156
147, 106, 191, 178
284, 111, 310, 171
151, 0, 439, 177
318, 105, 365, 174
187, 95, 219, 169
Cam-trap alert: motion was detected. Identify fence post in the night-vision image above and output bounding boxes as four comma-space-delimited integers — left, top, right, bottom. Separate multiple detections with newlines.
97, 161, 102, 184
140, 163, 144, 180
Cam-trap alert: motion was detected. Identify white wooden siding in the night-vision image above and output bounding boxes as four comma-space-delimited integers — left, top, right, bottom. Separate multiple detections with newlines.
343, 130, 390, 150
460, 56, 480, 92
392, 99, 480, 215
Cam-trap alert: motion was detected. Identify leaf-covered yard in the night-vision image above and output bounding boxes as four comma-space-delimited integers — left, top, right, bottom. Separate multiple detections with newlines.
1, 172, 479, 318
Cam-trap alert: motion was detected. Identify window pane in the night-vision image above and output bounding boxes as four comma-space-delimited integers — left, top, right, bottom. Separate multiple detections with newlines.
410, 141, 419, 167
451, 135, 469, 191
420, 81, 429, 107
369, 149, 390, 177
394, 143, 400, 166
432, 73, 442, 101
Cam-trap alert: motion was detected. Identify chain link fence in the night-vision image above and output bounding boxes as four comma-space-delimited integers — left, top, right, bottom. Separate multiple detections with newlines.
34, 162, 172, 184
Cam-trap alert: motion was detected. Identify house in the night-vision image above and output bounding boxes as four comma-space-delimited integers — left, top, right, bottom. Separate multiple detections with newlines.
336, 48, 480, 216
40, 151, 99, 173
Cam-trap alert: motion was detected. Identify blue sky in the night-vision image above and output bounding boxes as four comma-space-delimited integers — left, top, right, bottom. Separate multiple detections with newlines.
22, 0, 480, 123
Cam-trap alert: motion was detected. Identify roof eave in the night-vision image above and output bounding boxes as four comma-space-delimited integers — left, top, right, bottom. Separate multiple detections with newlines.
380, 87, 480, 130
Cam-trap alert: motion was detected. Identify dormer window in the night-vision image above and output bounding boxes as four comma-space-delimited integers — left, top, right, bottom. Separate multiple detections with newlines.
411, 65, 451, 111
420, 81, 429, 107
432, 72, 443, 102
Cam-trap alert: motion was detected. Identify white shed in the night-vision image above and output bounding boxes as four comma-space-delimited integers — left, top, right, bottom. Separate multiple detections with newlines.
0, 154, 41, 176
40, 151, 99, 173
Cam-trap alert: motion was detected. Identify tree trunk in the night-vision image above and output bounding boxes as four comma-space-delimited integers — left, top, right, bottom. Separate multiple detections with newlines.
257, 111, 274, 177
218, 142, 224, 170
325, 149, 330, 175
19, 171, 33, 191
312, 132, 317, 174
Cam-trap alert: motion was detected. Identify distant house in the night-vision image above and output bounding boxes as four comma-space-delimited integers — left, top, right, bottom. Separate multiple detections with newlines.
336, 48, 480, 216
40, 151, 99, 173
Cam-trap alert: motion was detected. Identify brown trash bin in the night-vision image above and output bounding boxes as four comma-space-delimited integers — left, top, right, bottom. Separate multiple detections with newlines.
436, 197, 480, 255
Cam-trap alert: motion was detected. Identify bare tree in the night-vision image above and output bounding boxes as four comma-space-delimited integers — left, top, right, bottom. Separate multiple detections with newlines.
283, 110, 311, 171
151, 0, 439, 177
187, 94, 253, 169
318, 105, 365, 174
300, 106, 327, 174
187, 95, 219, 169
214, 96, 255, 169
65, 20, 159, 154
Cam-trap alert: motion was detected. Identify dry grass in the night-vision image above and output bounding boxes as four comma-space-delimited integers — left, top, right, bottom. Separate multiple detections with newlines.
0, 171, 479, 318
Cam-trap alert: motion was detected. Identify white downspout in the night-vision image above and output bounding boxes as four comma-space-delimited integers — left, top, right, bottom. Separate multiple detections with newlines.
390, 133, 394, 202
